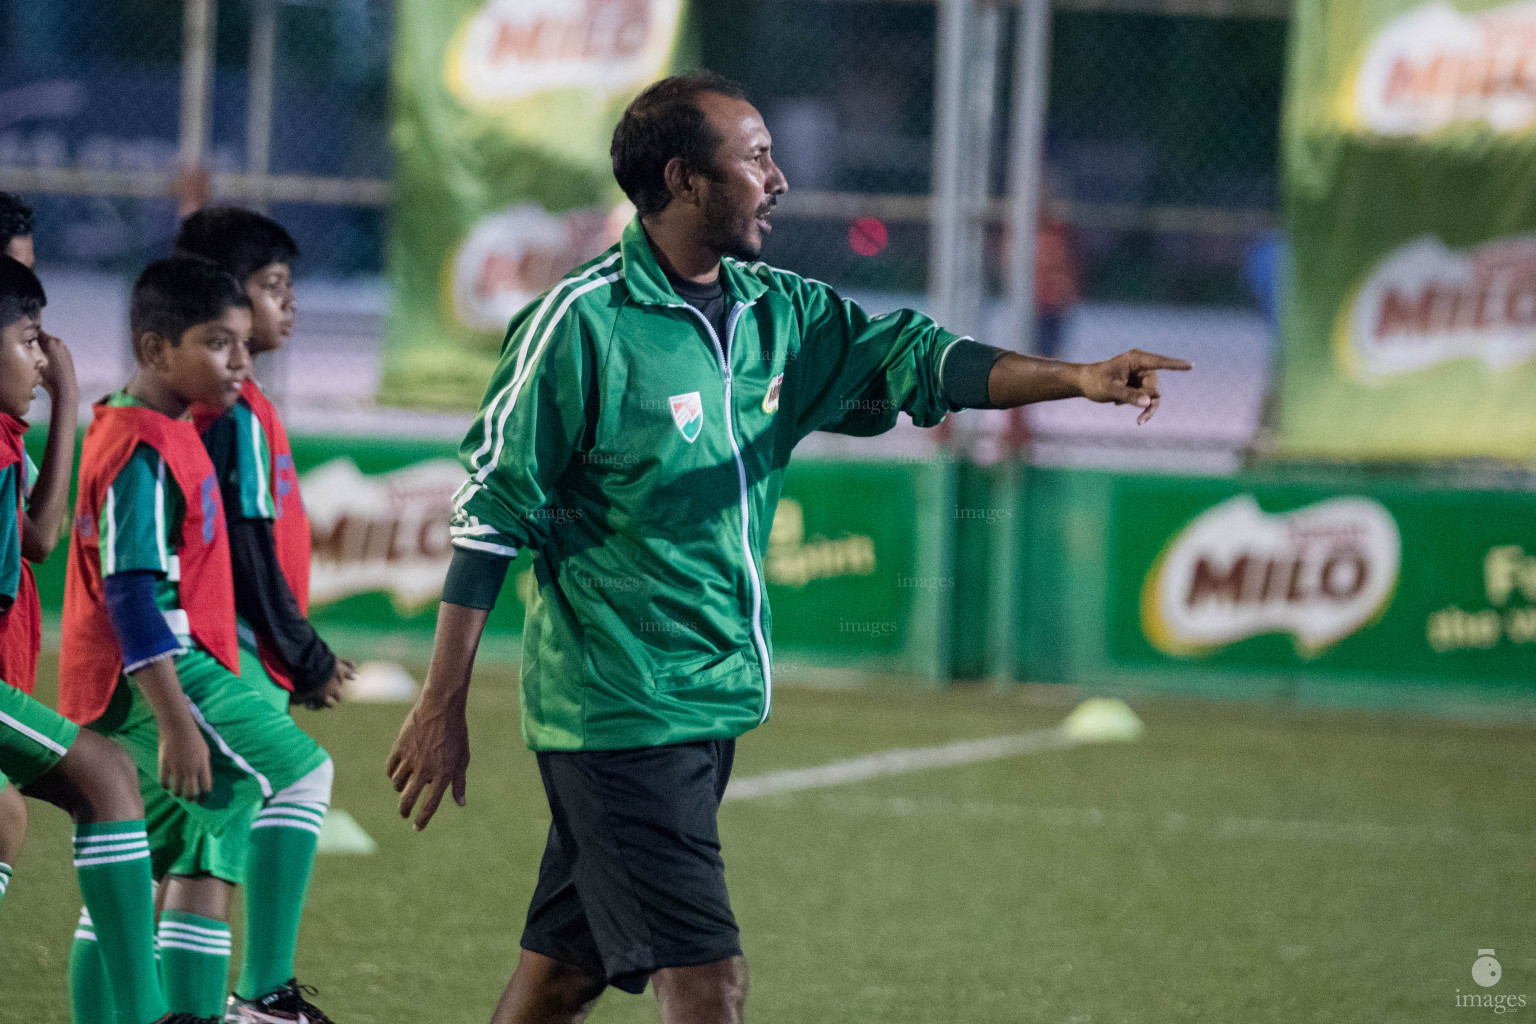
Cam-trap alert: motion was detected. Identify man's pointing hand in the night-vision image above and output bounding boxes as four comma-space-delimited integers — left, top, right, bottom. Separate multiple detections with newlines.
1077, 349, 1193, 425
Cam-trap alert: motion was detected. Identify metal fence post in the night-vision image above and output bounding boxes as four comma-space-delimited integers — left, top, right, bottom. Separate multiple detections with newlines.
246, 0, 291, 407
930, 0, 970, 333
178, 0, 217, 179
1004, 0, 1052, 359
988, 0, 1053, 686
248, 0, 277, 199
956, 0, 1002, 344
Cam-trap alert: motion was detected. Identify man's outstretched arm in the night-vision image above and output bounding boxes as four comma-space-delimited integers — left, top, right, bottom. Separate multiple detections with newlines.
986, 348, 1193, 425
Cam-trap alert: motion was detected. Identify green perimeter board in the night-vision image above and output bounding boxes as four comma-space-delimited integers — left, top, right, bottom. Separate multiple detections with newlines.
1009, 466, 1536, 708
26, 426, 950, 676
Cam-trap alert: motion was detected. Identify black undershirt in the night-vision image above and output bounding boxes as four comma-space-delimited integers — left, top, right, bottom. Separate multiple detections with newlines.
663, 267, 729, 342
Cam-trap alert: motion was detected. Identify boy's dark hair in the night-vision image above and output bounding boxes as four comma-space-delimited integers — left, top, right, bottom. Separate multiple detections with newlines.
0, 192, 33, 252
129, 257, 250, 363
174, 206, 299, 283
0, 254, 45, 330
611, 72, 747, 217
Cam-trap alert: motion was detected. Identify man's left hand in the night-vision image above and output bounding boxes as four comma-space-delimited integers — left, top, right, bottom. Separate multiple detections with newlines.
1077, 349, 1192, 425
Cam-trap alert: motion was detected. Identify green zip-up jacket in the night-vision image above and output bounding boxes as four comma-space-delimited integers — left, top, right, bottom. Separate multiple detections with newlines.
452, 216, 966, 751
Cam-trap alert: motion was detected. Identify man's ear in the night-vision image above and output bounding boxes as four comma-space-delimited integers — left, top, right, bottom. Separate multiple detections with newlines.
662, 156, 701, 207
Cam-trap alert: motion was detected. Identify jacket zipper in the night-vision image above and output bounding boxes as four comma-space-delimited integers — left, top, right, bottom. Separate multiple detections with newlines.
677, 301, 773, 723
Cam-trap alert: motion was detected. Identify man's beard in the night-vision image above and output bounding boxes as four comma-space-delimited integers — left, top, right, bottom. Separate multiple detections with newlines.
701, 188, 763, 262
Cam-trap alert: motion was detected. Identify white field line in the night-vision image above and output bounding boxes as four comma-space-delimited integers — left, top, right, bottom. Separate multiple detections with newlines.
723, 726, 1080, 803
812, 795, 1536, 850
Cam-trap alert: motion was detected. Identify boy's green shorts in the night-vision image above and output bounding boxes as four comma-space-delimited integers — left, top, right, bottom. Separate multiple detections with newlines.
153, 646, 297, 883
0, 680, 80, 790
91, 647, 327, 882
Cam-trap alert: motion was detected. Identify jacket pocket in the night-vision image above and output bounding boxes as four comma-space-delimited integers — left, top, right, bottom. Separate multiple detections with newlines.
654, 646, 754, 694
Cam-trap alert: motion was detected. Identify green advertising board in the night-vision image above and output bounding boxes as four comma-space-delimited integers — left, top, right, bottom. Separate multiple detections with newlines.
385, 0, 689, 409
1279, 0, 1536, 461
27, 425, 951, 677
1013, 467, 1536, 709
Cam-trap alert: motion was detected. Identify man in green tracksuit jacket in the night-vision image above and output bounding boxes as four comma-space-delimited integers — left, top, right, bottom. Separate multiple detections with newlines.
388, 73, 1190, 1024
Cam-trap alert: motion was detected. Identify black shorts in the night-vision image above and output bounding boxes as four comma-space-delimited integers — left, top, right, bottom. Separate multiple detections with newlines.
520, 739, 742, 994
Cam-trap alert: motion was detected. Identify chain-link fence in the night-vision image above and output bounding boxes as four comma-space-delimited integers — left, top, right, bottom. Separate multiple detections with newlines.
0, 0, 1285, 458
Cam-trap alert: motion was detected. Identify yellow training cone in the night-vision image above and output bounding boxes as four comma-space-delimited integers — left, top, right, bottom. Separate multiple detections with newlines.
1059, 698, 1145, 743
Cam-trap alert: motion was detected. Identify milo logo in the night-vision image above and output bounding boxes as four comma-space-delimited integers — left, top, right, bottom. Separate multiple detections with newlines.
446, 0, 683, 105
1353, 1, 1536, 135
449, 203, 624, 333
302, 457, 467, 611
1142, 496, 1401, 657
1340, 235, 1536, 380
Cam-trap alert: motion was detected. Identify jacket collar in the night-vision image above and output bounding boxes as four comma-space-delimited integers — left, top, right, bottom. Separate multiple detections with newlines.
619, 215, 768, 308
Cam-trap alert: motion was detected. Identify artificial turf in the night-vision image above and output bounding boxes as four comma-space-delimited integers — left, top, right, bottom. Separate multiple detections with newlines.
2, 651, 1532, 1022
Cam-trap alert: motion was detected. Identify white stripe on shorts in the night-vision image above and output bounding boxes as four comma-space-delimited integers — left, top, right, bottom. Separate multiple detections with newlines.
185, 701, 273, 799
0, 707, 69, 757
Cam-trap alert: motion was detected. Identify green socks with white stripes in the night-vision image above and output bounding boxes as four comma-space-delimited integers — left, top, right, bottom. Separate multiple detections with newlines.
70, 908, 116, 1024
158, 909, 232, 1017
73, 821, 167, 1024
236, 795, 326, 999
0, 861, 11, 912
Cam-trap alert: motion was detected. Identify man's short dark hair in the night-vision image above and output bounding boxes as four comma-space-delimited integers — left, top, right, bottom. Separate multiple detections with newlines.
0, 254, 45, 331
0, 192, 33, 252
611, 72, 748, 217
129, 257, 250, 363
174, 206, 299, 283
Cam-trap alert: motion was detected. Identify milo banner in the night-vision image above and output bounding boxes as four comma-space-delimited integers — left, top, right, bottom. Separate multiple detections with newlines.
1278, 0, 1536, 460
384, 0, 688, 408
1110, 474, 1536, 686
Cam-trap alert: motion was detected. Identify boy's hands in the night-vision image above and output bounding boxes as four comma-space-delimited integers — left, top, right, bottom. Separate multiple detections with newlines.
133, 658, 211, 799
299, 657, 354, 710
159, 716, 213, 798
36, 333, 78, 400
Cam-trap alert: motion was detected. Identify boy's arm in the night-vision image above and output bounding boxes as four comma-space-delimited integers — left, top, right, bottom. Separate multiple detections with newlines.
21, 333, 78, 562
99, 447, 211, 796
0, 466, 20, 613
226, 516, 339, 698
128, 656, 212, 798
206, 406, 346, 705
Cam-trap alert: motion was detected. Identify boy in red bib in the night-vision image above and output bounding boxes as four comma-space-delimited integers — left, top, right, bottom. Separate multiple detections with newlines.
61, 258, 337, 1024
0, 254, 188, 1024
172, 208, 354, 1024
176, 207, 352, 708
